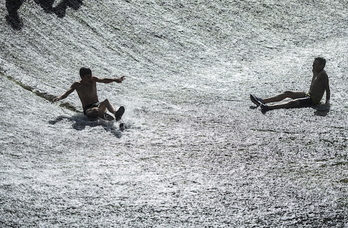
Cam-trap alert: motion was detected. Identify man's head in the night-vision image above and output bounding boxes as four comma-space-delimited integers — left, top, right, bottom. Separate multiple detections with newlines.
79, 67, 92, 79
313, 57, 326, 71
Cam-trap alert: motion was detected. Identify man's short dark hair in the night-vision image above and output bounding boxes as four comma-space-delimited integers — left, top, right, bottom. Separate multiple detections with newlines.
315, 57, 326, 68
79, 67, 92, 78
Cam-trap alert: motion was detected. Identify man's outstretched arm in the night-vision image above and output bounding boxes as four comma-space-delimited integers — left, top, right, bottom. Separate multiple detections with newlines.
94, 76, 125, 84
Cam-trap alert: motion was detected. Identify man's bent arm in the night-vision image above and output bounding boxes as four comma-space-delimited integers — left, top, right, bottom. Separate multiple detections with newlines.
324, 74, 330, 104
52, 83, 77, 102
325, 85, 330, 104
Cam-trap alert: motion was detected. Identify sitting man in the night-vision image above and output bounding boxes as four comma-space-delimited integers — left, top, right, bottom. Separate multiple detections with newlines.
250, 57, 330, 114
53, 67, 125, 121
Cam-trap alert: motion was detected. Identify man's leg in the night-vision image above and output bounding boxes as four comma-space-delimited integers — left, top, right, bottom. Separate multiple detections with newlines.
95, 100, 115, 120
34, 0, 54, 13
85, 103, 114, 121
263, 91, 306, 103
6, 0, 23, 14
5, 0, 24, 29
98, 99, 125, 121
262, 100, 301, 113
261, 96, 312, 114
85, 107, 100, 119
99, 99, 116, 113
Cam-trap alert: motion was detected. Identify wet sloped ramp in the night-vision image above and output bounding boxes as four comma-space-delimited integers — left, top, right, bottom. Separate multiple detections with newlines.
1, 0, 347, 227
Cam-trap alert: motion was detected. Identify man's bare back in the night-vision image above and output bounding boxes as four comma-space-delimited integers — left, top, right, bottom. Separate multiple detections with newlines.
309, 69, 330, 104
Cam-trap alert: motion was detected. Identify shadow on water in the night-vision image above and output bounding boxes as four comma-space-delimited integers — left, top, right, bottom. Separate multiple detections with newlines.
313, 104, 331, 117
249, 103, 331, 116
5, 0, 83, 30
49, 114, 123, 138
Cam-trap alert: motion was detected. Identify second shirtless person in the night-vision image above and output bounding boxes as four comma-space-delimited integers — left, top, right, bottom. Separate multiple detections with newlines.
250, 57, 330, 114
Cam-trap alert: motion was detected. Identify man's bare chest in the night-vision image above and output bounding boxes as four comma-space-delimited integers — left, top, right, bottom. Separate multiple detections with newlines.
77, 83, 96, 92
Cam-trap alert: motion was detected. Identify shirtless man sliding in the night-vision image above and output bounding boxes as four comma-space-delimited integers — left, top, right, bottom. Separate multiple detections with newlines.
53, 67, 125, 120
250, 57, 330, 114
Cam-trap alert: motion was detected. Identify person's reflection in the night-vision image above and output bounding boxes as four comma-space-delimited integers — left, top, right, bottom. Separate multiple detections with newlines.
5, 0, 24, 30
54, 0, 83, 18
5, 0, 83, 30
35, 0, 83, 17
34, 0, 55, 13
34, 0, 83, 17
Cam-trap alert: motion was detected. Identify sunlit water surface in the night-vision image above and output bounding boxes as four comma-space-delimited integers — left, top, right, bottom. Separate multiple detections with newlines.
0, 0, 347, 227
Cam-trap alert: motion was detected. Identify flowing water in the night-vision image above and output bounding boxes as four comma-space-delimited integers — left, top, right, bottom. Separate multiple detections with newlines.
0, 0, 347, 227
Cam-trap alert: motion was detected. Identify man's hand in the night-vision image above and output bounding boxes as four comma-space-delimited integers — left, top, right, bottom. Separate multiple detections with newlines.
115, 76, 125, 83
52, 97, 61, 102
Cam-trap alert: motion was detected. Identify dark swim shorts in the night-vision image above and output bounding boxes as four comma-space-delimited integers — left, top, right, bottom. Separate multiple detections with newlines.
83, 102, 100, 115
297, 94, 313, 107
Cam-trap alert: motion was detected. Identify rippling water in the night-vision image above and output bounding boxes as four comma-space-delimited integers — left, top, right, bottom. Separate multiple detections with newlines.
1, 0, 347, 226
